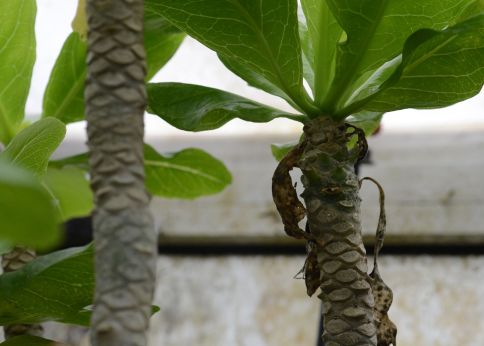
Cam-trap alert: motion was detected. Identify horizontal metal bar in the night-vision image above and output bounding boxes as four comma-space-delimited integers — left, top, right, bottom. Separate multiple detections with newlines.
158, 234, 484, 256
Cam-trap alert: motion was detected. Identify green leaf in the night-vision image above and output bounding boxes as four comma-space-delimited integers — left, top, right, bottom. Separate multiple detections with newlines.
144, 9, 185, 80
0, 335, 63, 346
42, 13, 184, 124
42, 167, 93, 222
0, 0, 36, 144
50, 143, 233, 199
362, 15, 484, 113
0, 245, 160, 327
147, 82, 304, 131
271, 140, 300, 161
144, 144, 232, 199
323, 0, 477, 111
1, 118, 66, 177
48, 152, 89, 171
298, 21, 315, 92
146, 0, 316, 115
347, 111, 383, 136
0, 160, 59, 249
300, 0, 343, 104
340, 55, 402, 113
41, 32, 87, 124
0, 245, 94, 326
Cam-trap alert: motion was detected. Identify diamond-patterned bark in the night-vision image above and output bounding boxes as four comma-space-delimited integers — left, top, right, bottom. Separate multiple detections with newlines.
299, 117, 376, 345
85, 1, 156, 345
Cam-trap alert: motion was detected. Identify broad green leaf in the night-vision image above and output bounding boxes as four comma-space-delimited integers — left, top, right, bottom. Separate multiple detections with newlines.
49, 153, 89, 172
0, 245, 93, 326
42, 167, 93, 222
50, 143, 233, 199
300, 0, 343, 104
41, 33, 87, 124
323, 0, 477, 111
340, 55, 402, 114
298, 21, 315, 92
0, 245, 159, 326
42, 13, 184, 124
147, 82, 304, 131
48, 153, 89, 171
144, 144, 231, 199
0, 160, 59, 248
271, 139, 300, 161
144, 9, 185, 80
0, 0, 36, 143
361, 15, 484, 113
146, 0, 317, 115
347, 111, 383, 136
0, 335, 62, 346
1, 118, 66, 177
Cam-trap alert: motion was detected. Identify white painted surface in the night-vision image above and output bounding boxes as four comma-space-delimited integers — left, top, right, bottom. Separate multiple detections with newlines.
148, 256, 484, 346
151, 256, 484, 346
42, 256, 484, 346
142, 130, 484, 237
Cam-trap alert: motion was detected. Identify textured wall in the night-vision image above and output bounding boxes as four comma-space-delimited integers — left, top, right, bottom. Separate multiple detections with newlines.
148, 256, 484, 346
146, 131, 484, 237
43, 256, 484, 346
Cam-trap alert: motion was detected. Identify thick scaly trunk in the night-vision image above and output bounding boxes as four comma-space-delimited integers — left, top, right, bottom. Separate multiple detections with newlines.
85, 1, 156, 345
299, 117, 376, 345
2, 247, 43, 339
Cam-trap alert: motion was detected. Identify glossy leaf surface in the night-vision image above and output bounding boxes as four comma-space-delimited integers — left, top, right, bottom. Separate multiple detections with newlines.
42, 13, 184, 123
146, 0, 315, 114
50, 143, 232, 199
0, 0, 36, 143
144, 144, 232, 199
300, 0, 342, 104
1, 118, 66, 177
147, 82, 303, 131
0, 160, 59, 248
41, 33, 87, 124
144, 9, 185, 80
323, 0, 477, 110
0, 245, 93, 326
361, 15, 484, 113
0, 245, 159, 326
43, 167, 93, 221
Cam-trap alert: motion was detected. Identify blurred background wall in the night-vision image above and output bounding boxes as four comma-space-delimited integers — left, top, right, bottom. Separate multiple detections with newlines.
33, 1, 484, 345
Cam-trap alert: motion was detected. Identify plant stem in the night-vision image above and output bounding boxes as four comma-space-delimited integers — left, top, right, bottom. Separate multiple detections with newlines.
299, 117, 376, 345
85, 0, 156, 345
2, 247, 43, 339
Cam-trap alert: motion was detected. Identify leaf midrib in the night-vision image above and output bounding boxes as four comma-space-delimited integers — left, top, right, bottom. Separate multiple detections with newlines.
145, 159, 225, 183
338, 32, 462, 115
227, 0, 304, 109
0, 0, 29, 143
324, 0, 390, 111
46, 69, 86, 121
